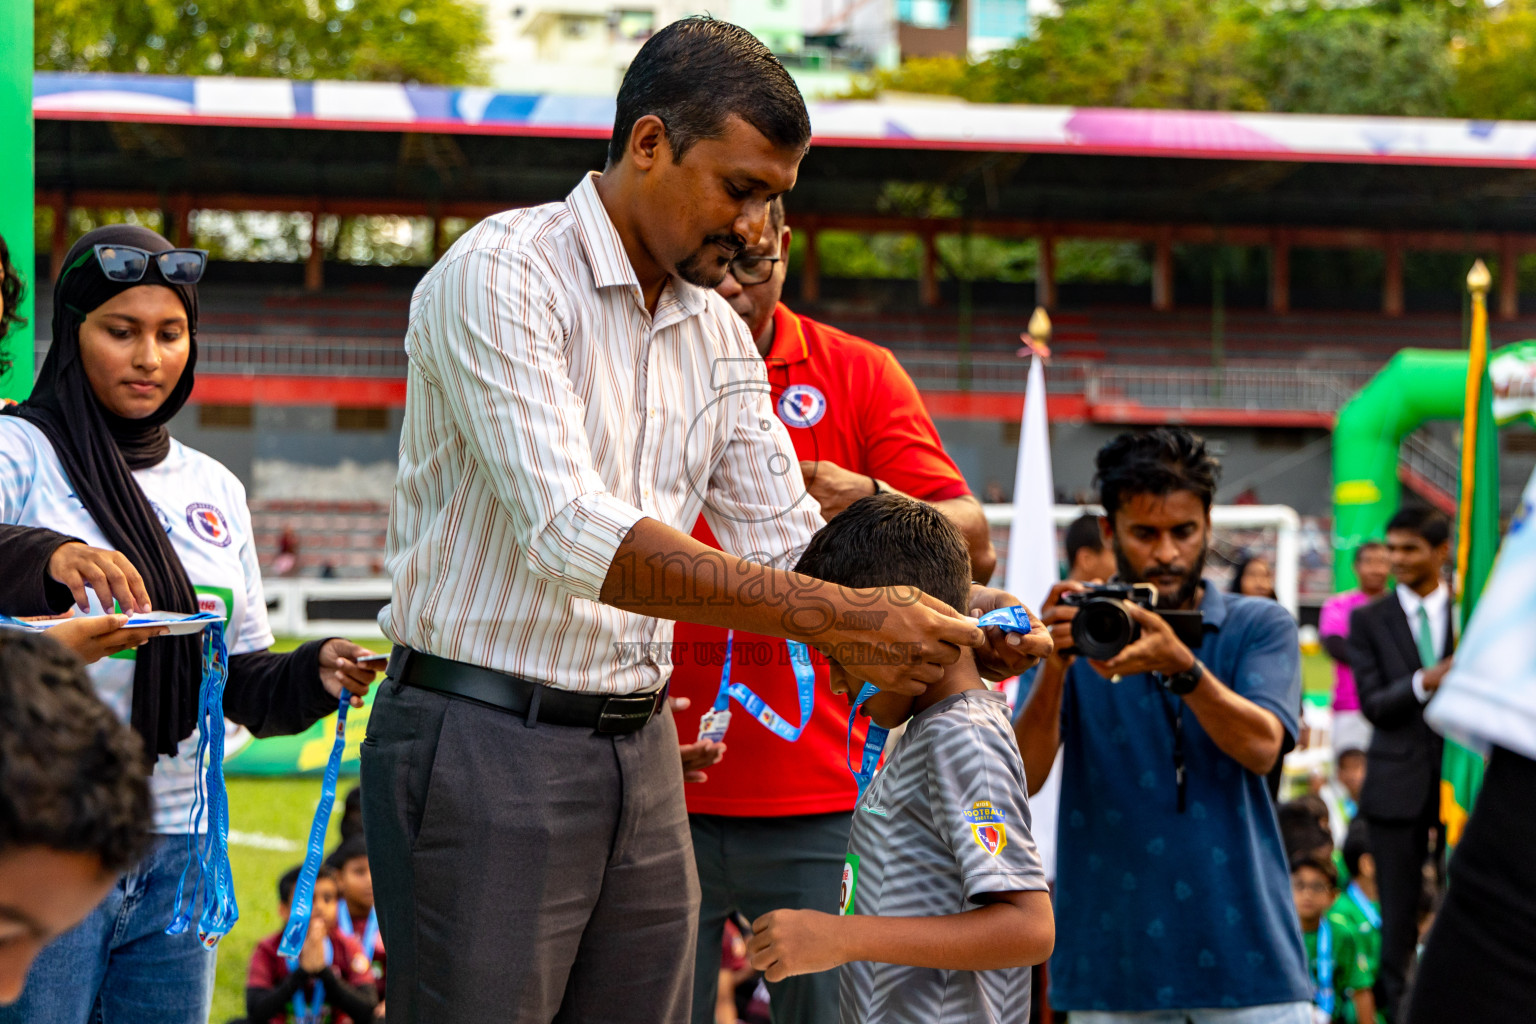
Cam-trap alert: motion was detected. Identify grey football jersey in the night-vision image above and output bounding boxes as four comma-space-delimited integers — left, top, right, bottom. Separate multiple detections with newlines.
838, 689, 1047, 1024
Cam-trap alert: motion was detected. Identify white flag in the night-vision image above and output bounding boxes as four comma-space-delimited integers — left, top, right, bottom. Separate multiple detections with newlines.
1005, 355, 1063, 879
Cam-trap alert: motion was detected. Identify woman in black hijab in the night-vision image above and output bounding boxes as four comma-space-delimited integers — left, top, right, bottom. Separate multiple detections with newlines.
0, 225, 379, 1024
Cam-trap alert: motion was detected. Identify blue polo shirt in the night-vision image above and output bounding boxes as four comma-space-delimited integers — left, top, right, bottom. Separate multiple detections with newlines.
1050, 582, 1311, 1013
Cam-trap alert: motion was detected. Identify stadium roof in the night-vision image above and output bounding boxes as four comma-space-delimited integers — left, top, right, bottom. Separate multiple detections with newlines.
32, 71, 1536, 236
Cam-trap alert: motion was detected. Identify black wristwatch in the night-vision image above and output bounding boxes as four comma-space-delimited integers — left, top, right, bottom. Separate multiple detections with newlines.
1161, 657, 1205, 696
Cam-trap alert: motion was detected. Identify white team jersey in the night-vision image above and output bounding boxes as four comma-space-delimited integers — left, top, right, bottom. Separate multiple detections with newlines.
0, 417, 274, 833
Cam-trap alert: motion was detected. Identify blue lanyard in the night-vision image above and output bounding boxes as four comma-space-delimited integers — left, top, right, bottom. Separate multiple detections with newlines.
278, 695, 351, 957
845, 682, 888, 801
707, 632, 816, 742
1313, 920, 1335, 1017
165, 619, 239, 948
336, 904, 379, 962
1347, 883, 1382, 929
284, 936, 333, 1024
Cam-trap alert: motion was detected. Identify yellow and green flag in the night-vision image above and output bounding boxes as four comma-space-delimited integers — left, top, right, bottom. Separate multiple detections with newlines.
1444, 263, 1500, 850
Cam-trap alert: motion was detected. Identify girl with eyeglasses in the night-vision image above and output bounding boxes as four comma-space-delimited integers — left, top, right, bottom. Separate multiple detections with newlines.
0, 225, 381, 1024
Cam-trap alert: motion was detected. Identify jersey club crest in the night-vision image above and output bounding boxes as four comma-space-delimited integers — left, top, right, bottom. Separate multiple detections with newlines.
777, 384, 827, 428
964, 800, 1009, 856
186, 502, 233, 547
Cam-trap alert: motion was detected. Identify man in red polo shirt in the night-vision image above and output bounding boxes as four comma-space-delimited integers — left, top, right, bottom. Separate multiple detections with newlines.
673, 197, 998, 1024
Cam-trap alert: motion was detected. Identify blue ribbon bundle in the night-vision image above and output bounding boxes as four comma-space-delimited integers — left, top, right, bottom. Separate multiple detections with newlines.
165, 619, 239, 947
277, 694, 351, 957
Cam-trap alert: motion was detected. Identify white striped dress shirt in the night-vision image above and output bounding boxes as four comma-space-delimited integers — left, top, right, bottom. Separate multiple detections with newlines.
381, 173, 824, 694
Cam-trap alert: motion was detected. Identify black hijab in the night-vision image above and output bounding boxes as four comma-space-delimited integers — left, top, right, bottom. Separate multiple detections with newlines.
2, 225, 203, 759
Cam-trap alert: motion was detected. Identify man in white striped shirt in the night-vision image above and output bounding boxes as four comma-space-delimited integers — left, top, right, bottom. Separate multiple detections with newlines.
361, 19, 1041, 1024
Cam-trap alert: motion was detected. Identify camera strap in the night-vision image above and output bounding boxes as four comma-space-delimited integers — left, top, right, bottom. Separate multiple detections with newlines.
1155, 684, 1187, 813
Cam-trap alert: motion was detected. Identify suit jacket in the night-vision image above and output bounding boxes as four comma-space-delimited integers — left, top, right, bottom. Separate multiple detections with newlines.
1348, 590, 1454, 822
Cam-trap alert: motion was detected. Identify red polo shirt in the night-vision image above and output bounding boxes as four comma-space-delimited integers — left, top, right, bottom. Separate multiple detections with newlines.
672, 304, 971, 817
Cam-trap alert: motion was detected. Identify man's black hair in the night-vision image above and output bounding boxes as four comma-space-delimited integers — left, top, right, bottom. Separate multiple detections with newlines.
1064, 513, 1105, 570
1094, 427, 1221, 518
607, 17, 810, 168
0, 630, 152, 874
792, 493, 971, 616
279, 863, 338, 906
1386, 506, 1451, 548
1289, 851, 1338, 890
1352, 540, 1387, 567
326, 833, 368, 872
1342, 816, 1372, 880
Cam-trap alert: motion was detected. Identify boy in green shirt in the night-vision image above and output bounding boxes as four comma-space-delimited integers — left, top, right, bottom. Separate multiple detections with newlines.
1292, 853, 1377, 1024
1330, 818, 1383, 1022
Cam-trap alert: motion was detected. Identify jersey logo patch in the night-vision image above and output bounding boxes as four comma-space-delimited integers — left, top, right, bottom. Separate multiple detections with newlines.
148, 501, 174, 535
777, 384, 827, 428
965, 801, 1008, 856
185, 503, 232, 547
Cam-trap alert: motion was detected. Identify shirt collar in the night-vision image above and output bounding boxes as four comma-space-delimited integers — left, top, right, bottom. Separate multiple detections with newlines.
765, 303, 811, 367
565, 172, 709, 319
1197, 579, 1229, 632
1397, 581, 1449, 616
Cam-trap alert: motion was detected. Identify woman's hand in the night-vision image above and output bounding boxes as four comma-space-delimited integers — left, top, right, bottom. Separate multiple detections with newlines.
319, 639, 382, 708
45, 614, 169, 664
47, 542, 152, 614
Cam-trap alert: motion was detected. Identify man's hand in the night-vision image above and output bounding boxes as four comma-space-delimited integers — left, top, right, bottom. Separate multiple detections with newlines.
320, 640, 381, 708
812, 589, 984, 696
298, 915, 329, 974
968, 585, 1052, 682
669, 695, 726, 783
748, 909, 847, 982
1421, 657, 1453, 695
47, 542, 152, 614
800, 460, 876, 521
1089, 601, 1197, 681
45, 614, 169, 665
1039, 580, 1092, 667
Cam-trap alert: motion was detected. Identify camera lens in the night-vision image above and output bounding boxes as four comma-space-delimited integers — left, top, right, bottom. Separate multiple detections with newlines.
1071, 598, 1140, 661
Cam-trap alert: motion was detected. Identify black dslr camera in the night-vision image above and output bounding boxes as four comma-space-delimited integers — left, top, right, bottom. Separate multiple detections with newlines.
1060, 582, 1204, 661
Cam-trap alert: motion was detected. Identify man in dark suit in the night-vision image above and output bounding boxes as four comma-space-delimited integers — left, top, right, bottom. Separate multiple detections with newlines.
1349, 506, 1454, 1022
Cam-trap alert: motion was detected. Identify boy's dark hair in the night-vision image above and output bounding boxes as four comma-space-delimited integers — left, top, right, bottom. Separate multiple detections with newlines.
792, 493, 971, 616
1353, 540, 1387, 567
339, 784, 364, 842
279, 863, 339, 906
608, 17, 810, 168
1337, 747, 1366, 766
1385, 506, 1451, 548
1290, 851, 1338, 889
1278, 799, 1333, 861
1342, 816, 1372, 880
0, 630, 152, 873
1064, 513, 1105, 569
1094, 428, 1221, 519
326, 833, 368, 872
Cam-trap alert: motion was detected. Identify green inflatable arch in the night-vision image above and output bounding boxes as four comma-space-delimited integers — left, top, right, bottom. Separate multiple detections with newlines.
1333, 343, 1536, 591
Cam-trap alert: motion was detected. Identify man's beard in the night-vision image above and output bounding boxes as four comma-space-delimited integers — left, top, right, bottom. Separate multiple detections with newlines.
674, 234, 744, 288
1113, 535, 1205, 609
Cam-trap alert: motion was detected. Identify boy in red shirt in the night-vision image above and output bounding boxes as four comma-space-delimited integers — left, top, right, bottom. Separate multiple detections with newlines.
326, 835, 385, 1000
244, 865, 378, 1024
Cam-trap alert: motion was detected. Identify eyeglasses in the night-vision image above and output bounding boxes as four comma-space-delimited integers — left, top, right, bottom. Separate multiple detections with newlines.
727, 254, 781, 286
67, 245, 208, 286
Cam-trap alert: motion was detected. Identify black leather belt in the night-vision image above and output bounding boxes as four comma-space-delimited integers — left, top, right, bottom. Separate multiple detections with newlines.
387, 646, 666, 734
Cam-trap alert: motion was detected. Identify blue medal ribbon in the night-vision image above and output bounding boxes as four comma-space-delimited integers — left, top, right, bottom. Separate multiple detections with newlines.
337, 904, 380, 967
1313, 919, 1335, 1018
284, 935, 333, 1024
976, 605, 1036, 635
845, 682, 888, 802
1347, 882, 1382, 929
165, 619, 239, 947
278, 694, 351, 957
707, 632, 816, 742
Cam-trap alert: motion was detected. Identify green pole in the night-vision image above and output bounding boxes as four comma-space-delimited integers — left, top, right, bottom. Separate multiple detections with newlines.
0, 1, 34, 401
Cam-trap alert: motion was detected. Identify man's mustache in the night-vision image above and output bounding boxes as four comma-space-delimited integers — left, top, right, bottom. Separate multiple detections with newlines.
703, 233, 746, 257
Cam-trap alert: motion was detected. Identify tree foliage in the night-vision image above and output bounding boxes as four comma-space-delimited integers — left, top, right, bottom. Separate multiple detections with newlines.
35, 0, 489, 84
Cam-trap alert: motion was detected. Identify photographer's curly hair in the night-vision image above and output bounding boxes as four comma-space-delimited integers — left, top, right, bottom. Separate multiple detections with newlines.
1094, 427, 1222, 518
0, 233, 27, 376
0, 631, 153, 874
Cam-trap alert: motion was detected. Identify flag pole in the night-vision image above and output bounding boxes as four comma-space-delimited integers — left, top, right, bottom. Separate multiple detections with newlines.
1456, 259, 1491, 608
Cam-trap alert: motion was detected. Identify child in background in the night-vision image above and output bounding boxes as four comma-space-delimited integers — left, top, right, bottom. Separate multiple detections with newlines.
1317, 748, 1365, 847
1331, 817, 1382, 1024
326, 835, 385, 1001
245, 865, 378, 1024
746, 494, 1054, 1023
1292, 854, 1375, 1024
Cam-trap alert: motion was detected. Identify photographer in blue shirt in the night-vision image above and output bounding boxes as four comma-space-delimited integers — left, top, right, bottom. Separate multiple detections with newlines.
1015, 428, 1311, 1023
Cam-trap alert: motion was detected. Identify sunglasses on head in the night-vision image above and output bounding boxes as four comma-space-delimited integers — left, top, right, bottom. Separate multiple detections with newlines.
67, 244, 208, 285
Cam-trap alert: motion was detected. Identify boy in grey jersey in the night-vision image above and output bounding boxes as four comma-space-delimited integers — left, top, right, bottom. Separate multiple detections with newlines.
747, 494, 1054, 1024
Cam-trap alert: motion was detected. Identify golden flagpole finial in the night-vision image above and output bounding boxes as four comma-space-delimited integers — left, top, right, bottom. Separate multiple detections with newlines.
1020, 306, 1053, 358
1467, 259, 1492, 297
